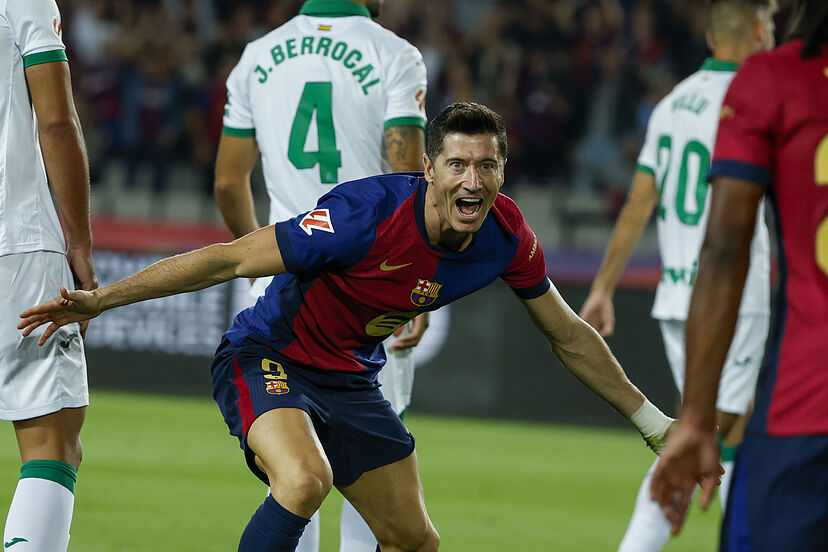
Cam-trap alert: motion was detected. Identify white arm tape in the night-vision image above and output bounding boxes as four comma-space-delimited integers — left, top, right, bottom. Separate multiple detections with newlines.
629, 398, 673, 440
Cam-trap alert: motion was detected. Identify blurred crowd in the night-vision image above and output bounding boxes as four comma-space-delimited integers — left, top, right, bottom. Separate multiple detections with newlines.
59, 0, 781, 200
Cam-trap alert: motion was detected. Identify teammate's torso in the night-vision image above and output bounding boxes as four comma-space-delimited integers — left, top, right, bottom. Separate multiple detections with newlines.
224, 5, 426, 223
643, 60, 770, 320
743, 42, 828, 435
0, 0, 66, 256
227, 174, 547, 381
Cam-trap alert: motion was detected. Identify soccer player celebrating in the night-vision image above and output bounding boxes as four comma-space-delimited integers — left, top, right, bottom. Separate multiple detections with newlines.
214, 2, 428, 548
1, 1, 97, 550
651, 0, 828, 549
579, 1, 776, 549
20, 102, 675, 552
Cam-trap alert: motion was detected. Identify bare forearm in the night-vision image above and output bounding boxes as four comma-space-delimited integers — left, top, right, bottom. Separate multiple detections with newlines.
591, 202, 651, 295
681, 242, 750, 429
552, 321, 645, 417
97, 243, 238, 311
215, 180, 259, 238
682, 177, 761, 430
39, 119, 91, 247
590, 171, 657, 295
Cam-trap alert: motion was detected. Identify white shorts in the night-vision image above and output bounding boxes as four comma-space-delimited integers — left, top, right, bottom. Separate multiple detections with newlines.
379, 332, 416, 416
0, 251, 88, 421
659, 314, 769, 415
248, 277, 416, 415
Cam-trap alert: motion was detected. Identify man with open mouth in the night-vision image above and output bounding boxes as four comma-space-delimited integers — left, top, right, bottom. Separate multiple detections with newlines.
18, 101, 676, 552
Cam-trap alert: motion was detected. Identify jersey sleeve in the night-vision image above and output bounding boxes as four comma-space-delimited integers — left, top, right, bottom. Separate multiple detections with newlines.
708, 54, 777, 188
501, 216, 550, 299
383, 44, 427, 129
222, 46, 255, 137
274, 188, 377, 275
6, 0, 67, 67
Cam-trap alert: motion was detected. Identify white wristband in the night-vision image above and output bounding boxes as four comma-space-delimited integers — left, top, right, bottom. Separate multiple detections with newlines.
629, 399, 674, 453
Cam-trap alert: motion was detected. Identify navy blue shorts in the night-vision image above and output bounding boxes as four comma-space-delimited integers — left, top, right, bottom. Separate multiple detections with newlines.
211, 338, 415, 487
721, 431, 828, 552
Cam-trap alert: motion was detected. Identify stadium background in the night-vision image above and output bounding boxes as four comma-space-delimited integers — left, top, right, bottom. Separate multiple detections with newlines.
3, 0, 793, 550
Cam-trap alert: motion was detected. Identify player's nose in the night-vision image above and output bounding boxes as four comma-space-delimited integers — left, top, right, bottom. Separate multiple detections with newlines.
463, 167, 482, 190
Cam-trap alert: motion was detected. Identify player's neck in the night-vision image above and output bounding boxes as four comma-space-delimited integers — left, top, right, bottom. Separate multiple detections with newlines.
437, 230, 473, 252
422, 189, 474, 252
426, 219, 474, 252
712, 43, 754, 65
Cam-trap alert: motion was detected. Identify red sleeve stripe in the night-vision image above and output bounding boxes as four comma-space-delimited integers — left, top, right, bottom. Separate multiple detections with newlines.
232, 357, 256, 437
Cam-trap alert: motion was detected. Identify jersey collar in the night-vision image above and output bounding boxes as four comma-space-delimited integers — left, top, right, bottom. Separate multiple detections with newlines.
299, 0, 371, 18
700, 58, 738, 72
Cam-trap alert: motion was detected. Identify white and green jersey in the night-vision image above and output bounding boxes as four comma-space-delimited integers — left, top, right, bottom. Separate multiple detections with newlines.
223, 0, 427, 223
637, 58, 770, 320
0, 0, 67, 257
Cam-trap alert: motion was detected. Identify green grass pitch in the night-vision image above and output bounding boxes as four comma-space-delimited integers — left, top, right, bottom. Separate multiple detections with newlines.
1, 391, 719, 551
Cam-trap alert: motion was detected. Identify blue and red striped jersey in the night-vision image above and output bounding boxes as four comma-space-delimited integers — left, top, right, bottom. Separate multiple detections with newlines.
225, 172, 549, 384
709, 40, 828, 436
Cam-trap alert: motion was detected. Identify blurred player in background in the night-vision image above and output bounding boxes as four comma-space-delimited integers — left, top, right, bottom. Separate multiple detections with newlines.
214, 0, 428, 549
579, 1, 776, 549
20, 102, 678, 552
0, 0, 97, 550
652, 0, 828, 549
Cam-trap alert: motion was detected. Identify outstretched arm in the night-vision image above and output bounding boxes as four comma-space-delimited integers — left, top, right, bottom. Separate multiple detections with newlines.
19, 226, 285, 345
580, 170, 657, 336
523, 284, 674, 451
650, 176, 763, 535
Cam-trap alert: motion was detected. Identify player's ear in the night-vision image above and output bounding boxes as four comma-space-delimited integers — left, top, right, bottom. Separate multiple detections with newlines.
423, 153, 434, 183
705, 30, 716, 52
753, 9, 775, 51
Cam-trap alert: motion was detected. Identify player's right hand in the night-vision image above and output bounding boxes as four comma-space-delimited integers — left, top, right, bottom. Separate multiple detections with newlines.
18, 287, 103, 346
579, 290, 615, 337
650, 422, 723, 535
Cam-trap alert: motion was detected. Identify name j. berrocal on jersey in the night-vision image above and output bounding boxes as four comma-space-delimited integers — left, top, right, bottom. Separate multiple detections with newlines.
255, 36, 380, 95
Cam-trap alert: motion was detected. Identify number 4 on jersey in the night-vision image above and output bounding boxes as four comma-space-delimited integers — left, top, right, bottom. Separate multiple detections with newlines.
288, 82, 342, 184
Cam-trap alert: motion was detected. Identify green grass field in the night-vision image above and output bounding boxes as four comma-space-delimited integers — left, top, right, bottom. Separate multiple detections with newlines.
1, 391, 720, 551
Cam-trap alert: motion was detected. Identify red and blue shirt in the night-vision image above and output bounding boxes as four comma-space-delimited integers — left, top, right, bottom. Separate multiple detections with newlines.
709, 40, 828, 436
226, 173, 549, 383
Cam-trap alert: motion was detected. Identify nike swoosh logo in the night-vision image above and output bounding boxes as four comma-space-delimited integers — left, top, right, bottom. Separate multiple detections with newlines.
5, 538, 28, 548
59, 334, 79, 349
380, 260, 413, 271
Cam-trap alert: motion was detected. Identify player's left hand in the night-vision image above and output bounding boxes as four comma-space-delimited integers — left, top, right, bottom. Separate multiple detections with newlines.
389, 312, 429, 351
650, 422, 723, 535
18, 287, 103, 346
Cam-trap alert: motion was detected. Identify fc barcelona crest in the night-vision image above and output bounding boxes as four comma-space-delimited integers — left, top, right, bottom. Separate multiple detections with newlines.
410, 279, 443, 307
266, 380, 290, 395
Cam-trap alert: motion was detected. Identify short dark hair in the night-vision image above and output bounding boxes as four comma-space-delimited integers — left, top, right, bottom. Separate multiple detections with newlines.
425, 102, 508, 162
706, 0, 773, 43
789, 0, 828, 58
